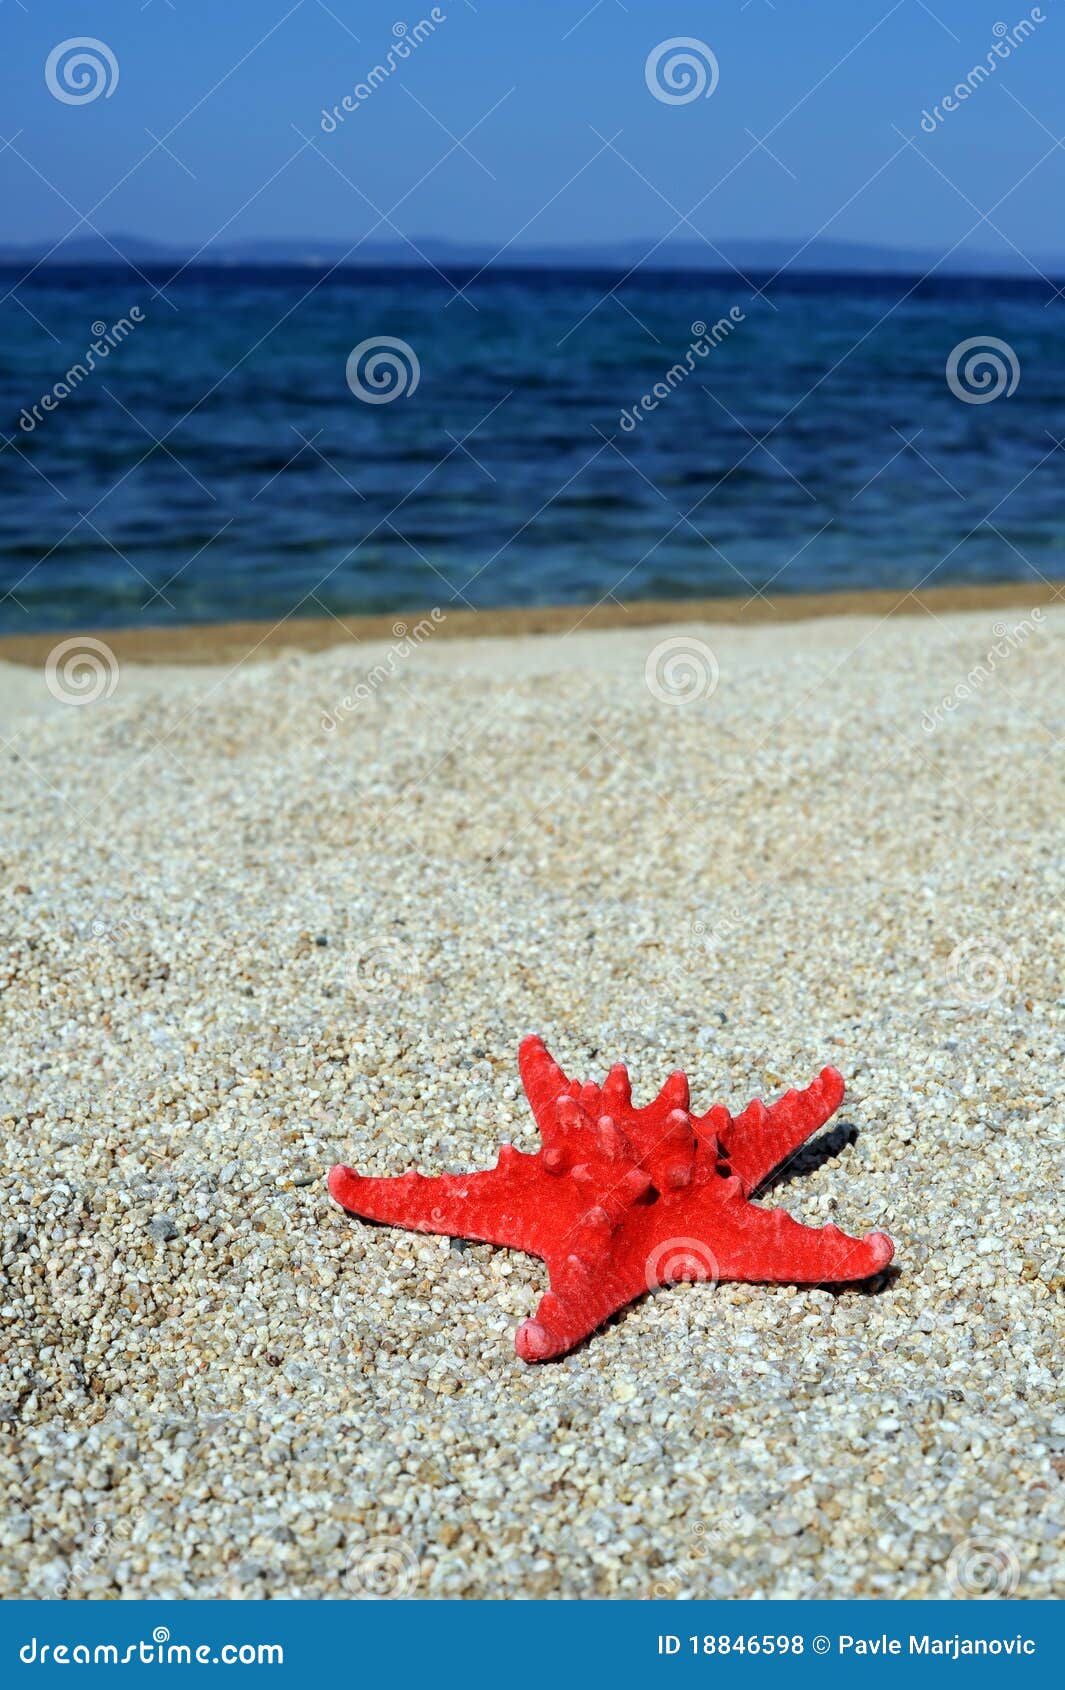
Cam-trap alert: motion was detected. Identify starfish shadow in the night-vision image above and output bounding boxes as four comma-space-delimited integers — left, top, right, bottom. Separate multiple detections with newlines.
754, 1118, 860, 1195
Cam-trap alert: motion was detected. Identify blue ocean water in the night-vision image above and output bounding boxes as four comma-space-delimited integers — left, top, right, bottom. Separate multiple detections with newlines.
0, 265, 1062, 633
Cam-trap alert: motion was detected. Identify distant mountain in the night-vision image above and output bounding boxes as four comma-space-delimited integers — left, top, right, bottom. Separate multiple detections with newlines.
1, 229, 1062, 278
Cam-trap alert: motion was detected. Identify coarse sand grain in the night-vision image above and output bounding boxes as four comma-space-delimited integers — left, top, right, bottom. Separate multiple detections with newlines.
1, 607, 1062, 1598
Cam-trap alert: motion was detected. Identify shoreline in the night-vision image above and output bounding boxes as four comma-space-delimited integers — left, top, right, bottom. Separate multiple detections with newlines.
0, 579, 1060, 667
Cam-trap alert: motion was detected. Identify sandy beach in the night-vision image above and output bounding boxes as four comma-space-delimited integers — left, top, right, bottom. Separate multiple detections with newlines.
1, 601, 1062, 1599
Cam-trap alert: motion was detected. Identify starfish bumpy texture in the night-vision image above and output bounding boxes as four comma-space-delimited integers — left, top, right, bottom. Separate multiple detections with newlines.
328, 1036, 894, 1362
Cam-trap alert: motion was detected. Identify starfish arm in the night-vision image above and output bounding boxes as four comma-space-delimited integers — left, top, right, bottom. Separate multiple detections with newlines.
515, 1250, 649, 1362
710, 1196, 894, 1284
719, 1067, 846, 1195
328, 1041, 896, 1359
328, 1154, 553, 1255
518, 1034, 572, 1135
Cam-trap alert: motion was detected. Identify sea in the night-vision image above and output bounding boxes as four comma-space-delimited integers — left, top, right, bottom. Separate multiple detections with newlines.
1, 265, 1061, 633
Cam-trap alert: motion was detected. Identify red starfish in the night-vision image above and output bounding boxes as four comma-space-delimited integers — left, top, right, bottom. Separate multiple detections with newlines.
328, 1037, 894, 1362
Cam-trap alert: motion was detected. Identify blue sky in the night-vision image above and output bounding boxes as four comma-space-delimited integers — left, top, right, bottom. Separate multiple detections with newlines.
3, 0, 1062, 258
